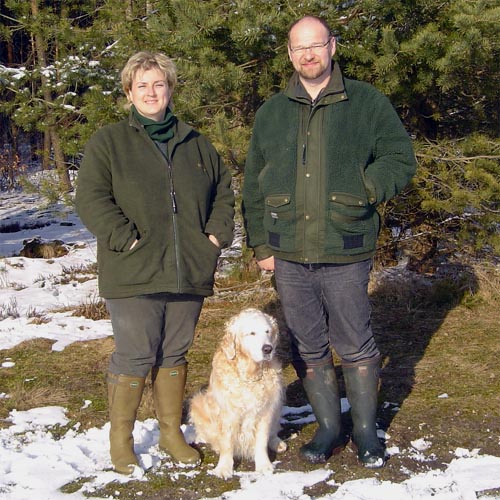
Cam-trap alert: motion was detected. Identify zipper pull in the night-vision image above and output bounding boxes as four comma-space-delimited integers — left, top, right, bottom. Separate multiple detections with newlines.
171, 190, 177, 213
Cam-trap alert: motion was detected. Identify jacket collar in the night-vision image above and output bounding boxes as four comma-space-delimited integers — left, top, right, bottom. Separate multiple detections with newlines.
285, 61, 348, 105
128, 109, 194, 145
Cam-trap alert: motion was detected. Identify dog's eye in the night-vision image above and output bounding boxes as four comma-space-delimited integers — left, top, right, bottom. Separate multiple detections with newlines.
249, 331, 256, 336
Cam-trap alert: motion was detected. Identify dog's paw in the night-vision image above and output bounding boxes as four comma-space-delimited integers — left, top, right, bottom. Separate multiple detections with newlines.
209, 465, 234, 480
269, 436, 287, 453
209, 455, 235, 480
255, 460, 274, 475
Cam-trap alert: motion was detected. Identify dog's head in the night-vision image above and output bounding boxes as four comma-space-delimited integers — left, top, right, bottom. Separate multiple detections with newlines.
221, 308, 279, 363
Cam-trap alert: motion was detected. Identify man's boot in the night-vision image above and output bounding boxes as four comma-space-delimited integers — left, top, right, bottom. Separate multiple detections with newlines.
107, 373, 146, 474
152, 364, 200, 465
342, 356, 386, 468
298, 362, 347, 463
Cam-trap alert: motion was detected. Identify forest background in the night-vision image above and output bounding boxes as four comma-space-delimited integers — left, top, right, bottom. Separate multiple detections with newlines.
0, 0, 499, 264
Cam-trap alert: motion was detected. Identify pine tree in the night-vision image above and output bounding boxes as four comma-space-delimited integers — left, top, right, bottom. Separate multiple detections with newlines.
0, 0, 498, 257
331, 0, 499, 139
0, 0, 107, 191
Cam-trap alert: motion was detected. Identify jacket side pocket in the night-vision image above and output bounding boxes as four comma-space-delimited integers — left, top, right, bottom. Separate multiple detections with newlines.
326, 192, 378, 254
264, 194, 295, 251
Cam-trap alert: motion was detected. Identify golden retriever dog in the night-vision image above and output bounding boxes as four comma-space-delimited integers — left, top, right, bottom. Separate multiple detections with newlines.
189, 308, 287, 479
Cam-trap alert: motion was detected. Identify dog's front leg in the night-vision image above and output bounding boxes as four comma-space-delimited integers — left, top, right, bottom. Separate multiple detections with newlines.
210, 443, 234, 479
269, 416, 287, 453
253, 420, 274, 474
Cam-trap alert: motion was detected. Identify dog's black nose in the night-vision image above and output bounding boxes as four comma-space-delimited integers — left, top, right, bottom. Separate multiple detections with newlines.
262, 344, 273, 355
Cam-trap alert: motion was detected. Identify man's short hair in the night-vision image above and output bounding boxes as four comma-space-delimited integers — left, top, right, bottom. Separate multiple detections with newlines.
287, 15, 333, 41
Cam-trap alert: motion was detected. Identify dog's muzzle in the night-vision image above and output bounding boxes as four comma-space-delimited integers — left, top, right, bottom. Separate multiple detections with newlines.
262, 344, 273, 356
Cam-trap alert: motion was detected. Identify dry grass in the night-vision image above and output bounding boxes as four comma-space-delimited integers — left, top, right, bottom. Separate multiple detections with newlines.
6, 385, 69, 411
0, 261, 499, 499
71, 297, 109, 320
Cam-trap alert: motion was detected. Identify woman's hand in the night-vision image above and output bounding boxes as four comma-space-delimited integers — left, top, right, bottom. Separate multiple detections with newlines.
208, 234, 220, 248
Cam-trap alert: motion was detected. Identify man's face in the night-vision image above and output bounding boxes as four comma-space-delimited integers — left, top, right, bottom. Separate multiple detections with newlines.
288, 19, 336, 82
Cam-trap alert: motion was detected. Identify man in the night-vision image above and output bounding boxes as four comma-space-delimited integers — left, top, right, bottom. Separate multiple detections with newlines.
242, 16, 416, 468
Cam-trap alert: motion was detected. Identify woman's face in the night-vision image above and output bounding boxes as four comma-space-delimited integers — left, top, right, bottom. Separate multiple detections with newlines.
127, 67, 171, 121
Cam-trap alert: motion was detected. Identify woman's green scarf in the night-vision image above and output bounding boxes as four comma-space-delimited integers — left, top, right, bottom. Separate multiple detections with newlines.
132, 104, 176, 143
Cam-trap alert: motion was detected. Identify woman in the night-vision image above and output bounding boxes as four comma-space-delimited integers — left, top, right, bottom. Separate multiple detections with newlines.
75, 51, 235, 474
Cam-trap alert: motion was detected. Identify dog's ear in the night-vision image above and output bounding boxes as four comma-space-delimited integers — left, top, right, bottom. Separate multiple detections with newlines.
221, 318, 237, 360
268, 314, 279, 333
221, 333, 237, 360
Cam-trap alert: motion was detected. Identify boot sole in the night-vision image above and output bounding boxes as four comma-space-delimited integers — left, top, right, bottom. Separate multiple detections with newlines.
300, 441, 347, 464
350, 442, 387, 468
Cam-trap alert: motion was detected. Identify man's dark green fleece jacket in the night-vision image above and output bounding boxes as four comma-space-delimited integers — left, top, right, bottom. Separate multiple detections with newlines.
242, 62, 416, 264
75, 112, 235, 299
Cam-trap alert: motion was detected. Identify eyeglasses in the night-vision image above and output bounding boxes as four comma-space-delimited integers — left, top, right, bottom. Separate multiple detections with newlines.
289, 38, 332, 55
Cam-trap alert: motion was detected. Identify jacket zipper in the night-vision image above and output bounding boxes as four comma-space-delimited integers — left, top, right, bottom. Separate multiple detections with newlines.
154, 141, 182, 292
166, 157, 178, 214
166, 157, 182, 291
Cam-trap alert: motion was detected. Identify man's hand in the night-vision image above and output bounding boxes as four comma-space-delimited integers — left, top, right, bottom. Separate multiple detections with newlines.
257, 256, 275, 272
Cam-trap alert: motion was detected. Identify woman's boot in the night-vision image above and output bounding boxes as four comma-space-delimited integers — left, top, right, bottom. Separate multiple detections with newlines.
107, 373, 146, 474
298, 362, 347, 463
152, 364, 200, 465
342, 356, 386, 468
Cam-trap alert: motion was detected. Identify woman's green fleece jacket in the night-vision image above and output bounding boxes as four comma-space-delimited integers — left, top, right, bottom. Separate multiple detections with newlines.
242, 63, 416, 264
75, 112, 235, 299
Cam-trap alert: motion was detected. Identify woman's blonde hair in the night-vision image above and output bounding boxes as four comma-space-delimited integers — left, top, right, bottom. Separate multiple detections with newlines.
121, 51, 177, 95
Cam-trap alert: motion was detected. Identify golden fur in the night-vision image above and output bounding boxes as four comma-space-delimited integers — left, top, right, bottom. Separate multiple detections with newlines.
189, 308, 287, 478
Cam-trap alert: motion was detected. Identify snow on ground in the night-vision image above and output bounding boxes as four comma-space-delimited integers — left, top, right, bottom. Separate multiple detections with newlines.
0, 192, 111, 351
1, 191, 500, 499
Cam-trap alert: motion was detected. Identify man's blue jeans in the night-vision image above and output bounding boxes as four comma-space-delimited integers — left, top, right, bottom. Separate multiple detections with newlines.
274, 258, 379, 370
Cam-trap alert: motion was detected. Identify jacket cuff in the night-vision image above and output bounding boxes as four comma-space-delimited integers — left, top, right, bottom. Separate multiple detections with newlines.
253, 244, 273, 261
109, 224, 139, 252
205, 223, 233, 249
364, 174, 378, 205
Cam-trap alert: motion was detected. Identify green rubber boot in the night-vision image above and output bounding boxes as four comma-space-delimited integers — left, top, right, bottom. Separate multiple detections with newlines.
342, 356, 386, 468
298, 362, 347, 463
107, 373, 146, 474
152, 365, 200, 465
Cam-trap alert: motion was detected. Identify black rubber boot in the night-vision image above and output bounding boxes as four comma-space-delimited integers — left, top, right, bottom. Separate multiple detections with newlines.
342, 356, 386, 468
298, 362, 347, 463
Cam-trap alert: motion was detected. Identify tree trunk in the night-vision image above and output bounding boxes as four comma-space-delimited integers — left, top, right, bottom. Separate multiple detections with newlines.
50, 127, 71, 191
30, 0, 72, 191
42, 130, 50, 171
